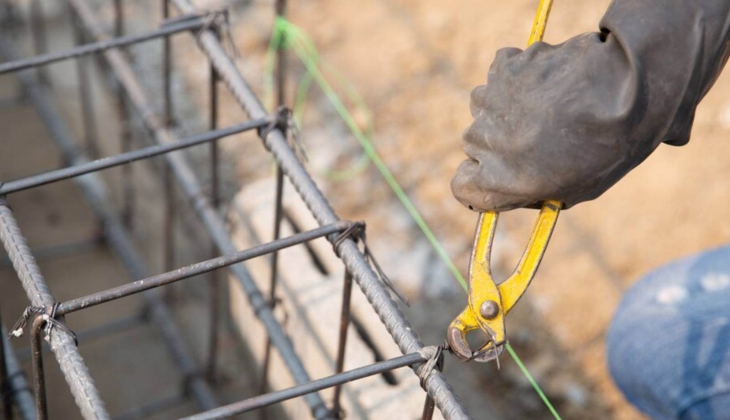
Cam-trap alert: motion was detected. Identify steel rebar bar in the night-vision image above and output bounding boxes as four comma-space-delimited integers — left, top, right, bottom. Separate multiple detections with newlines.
1, 325, 35, 420
29, 317, 47, 420
72, 11, 99, 158
55, 222, 356, 316
259, 0, 288, 404
0, 310, 13, 420
0, 17, 204, 76
0, 198, 108, 420
0, 35, 218, 417
0, 118, 268, 196
29, 0, 50, 85
331, 271, 353, 416
168, 1, 470, 417
183, 351, 428, 420
67, 1, 335, 417
205, 61, 220, 381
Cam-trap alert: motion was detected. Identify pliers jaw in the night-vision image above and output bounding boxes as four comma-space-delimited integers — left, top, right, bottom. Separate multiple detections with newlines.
447, 201, 560, 363
447, 311, 506, 363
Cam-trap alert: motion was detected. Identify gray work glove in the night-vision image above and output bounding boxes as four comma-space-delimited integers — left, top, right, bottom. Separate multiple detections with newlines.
452, 0, 730, 212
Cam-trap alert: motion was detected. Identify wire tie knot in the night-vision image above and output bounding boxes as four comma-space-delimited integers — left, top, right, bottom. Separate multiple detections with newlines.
259, 106, 308, 163
418, 345, 445, 389
9, 303, 78, 346
332, 221, 409, 306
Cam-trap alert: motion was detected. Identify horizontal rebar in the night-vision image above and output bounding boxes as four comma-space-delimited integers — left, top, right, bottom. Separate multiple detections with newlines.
182, 352, 427, 420
0, 17, 205, 75
56, 221, 357, 315
0, 118, 269, 195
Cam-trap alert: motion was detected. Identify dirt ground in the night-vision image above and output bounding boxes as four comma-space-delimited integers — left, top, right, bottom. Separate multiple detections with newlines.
174, 0, 730, 418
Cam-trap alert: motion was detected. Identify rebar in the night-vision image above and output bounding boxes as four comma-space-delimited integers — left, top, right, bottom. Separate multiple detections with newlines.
0, 18, 205, 75
67, 0, 335, 417
331, 271, 353, 415
29, 317, 47, 420
0, 0, 476, 417
205, 59, 221, 381
169, 0, 470, 417
0, 196, 107, 420
55, 222, 358, 316
0, 118, 269, 196
0, 310, 13, 420
259, 0, 288, 399
182, 351, 429, 420
0, 36, 218, 418
1, 326, 36, 420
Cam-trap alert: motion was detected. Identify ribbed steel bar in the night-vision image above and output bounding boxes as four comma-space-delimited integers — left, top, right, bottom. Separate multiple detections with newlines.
331, 271, 353, 416
0, 195, 107, 420
29, 0, 50, 85
114, 0, 134, 230
0, 18, 204, 75
72, 11, 99, 158
205, 61, 220, 381
1, 325, 35, 420
67, 1, 334, 418
0, 118, 268, 195
169, 0, 470, 417
0, 310, 13, 420
29, 317, 47, 420
259, 0, 287, 402
183, 351, 428, 420
55, 222, 355, 316
0, 36, 218, 417
162, 0, 176, 302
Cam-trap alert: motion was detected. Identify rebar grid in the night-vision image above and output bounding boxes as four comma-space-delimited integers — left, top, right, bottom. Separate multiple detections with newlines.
0, 1, 471, 419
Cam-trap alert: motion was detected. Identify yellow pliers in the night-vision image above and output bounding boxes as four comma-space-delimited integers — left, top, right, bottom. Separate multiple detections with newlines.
447, 0, 559, 363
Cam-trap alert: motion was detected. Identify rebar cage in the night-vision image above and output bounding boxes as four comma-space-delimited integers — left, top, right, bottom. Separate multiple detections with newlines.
0, 1, 471, 419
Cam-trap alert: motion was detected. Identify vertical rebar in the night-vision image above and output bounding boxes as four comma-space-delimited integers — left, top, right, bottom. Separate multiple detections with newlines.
259, 0, 287, 402
332, 271, 354, 416
161, 0, 177, 301
29, 0, 50, 86
1, 325, 35, 420
421, 352, 443, 420
205, 61, 220, 381
162, 0, 173, 126
114, 0, 134, 230
72, 12, 99, 158
30, 317, 47, 420
0, 310, 13, 420
0, 194, 108, 420
421, 395, 436, 420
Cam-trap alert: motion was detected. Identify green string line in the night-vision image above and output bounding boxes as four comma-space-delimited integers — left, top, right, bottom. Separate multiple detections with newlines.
507, 344, 564, 420
265, 16, 562, 419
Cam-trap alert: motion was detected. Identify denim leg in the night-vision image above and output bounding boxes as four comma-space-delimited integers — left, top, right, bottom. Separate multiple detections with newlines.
607, 245, 730, 420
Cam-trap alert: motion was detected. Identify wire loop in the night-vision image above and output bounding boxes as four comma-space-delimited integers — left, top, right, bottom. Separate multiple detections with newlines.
9, 303, 78, 345
332, 221, 409, 306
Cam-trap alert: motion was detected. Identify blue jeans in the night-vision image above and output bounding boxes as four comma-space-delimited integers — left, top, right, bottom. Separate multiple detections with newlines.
608, 245, 730, 420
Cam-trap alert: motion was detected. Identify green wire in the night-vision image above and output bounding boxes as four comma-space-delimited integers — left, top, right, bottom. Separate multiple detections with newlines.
507, 343, 564, 420
266, 17, 562, 419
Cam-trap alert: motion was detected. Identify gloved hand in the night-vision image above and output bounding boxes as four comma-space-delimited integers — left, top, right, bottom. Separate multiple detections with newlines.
452, 0, 730, 212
